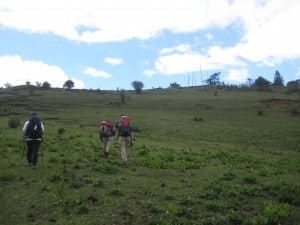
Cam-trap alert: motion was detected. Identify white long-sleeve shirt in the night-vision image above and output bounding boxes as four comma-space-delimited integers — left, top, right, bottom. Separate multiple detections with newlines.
22, 120, 45, 141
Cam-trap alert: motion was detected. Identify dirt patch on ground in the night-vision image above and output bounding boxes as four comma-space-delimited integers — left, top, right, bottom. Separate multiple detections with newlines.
259, 98, 300, 106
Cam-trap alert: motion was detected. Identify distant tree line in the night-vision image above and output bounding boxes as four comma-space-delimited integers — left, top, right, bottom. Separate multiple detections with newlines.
2, 70, 299, 94
167, 70, 299, 94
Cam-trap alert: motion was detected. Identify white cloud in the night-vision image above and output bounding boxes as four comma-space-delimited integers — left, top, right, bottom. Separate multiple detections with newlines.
104, 57, 123, 65
70, 77, 85, 89
226, 68, 249, 83
231, 0, 300, 65
152, 44, 246, 76
146, 0, 300, 80
155, 53, 203, 75
204, 33, 213, 41
0, 0, 233, 43
160, 44, 192, 55
0, 55, 78, 88
143, 69, 157, 77
84, 67, 111, 78
296, 67, 300, 79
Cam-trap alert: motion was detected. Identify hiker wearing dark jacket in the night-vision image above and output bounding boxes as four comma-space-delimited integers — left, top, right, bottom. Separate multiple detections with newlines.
22, 112, 44, 169
114, 115, 132, 164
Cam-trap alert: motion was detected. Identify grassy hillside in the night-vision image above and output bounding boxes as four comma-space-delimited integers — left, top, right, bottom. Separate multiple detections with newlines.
1, 87, 300, 225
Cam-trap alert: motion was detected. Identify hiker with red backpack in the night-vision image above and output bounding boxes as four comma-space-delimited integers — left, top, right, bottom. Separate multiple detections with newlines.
99, 120, 115, 158
114, 115, 132, 165
22, 112, 45, 169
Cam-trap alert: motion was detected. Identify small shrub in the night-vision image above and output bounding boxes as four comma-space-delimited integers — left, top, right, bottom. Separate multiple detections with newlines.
109, 188, 123, 196
140, 186, 152, 195
288, 107, 299, 116
121, 209, 134, 222
194, 116, 204, 122
146, 201, 162, 213
77, 205, 89, 215
8, 117, 20, 128
92, 164, 119, 174
41, 185, 50, 192
179, 196, 195, 206
131, 126, 141, 132
257, 110, 264, 116
58, 128, 65, 134
164, 194, 175, 200
277, 184, 300, 206
219, 172, 236, 181
73, 164, 81, 169
242, 175, 257, 184
93, 179, 104, 188
48, 174, 62, 183
225, 211, 244, 225
70, 181, 83, 189
86, 195, 98, 205
205, 202, 224, 212
168, 203, 188, 217
254, 202, 291, 225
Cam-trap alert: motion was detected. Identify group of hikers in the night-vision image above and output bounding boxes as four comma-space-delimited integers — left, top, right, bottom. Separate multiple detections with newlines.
22, 112, 132, 169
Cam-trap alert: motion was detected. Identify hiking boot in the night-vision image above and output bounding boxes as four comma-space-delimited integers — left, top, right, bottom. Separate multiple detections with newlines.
31, 165, 38, 169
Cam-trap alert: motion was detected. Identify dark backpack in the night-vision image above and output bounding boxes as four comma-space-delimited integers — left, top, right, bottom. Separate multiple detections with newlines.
119, 116, 131, 137
100, 121, 111, 137
26, 118, 43, 139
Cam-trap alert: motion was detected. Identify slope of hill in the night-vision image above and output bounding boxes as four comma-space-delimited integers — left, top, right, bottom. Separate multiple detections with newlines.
1, 87, 299, 225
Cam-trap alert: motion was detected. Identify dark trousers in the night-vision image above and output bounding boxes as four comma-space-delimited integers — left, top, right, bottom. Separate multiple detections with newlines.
26, 140, 41, 166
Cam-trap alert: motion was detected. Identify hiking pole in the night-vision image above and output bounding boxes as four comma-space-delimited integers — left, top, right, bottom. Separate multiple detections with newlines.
40, 138, 44, 162
130, 140, 136, 163
22, 136, 26, 159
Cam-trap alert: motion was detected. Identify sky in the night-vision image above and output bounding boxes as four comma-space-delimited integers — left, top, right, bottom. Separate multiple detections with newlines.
0, 0, 300, 90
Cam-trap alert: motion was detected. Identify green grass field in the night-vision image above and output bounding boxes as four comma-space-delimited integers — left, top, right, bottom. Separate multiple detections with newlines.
1, 87, 300, 225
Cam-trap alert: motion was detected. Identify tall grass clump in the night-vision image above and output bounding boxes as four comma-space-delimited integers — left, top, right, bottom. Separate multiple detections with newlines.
8, 117, 20, 128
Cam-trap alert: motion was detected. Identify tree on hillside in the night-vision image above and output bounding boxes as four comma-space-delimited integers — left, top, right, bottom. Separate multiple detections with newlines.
42, 81, 51, 89
206, 72, 221, 85
254, 76, 271, 91
63, 80, 74, 89
4, 83, 12, 88
169, 82, 181, 88
287, 79, 300, 94
131, 81, 144, 94
273, 70, 284, 86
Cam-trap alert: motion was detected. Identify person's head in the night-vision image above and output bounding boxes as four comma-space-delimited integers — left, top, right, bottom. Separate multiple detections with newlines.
30, 112, 37, 119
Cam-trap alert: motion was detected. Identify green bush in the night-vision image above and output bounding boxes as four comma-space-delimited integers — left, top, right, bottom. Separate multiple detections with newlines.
58, 128, 65, 134
254, 202, 291, 225
257, 110, 264, 116
8, 117, 20, 128
194, 116, 204, 121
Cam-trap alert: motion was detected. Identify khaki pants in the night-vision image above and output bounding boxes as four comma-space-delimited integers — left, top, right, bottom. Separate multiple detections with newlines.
118, 136, 131, 162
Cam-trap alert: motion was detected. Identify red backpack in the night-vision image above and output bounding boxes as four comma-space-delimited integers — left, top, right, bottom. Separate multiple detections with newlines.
119, 116, 131, 137
100, 121, 111, 137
